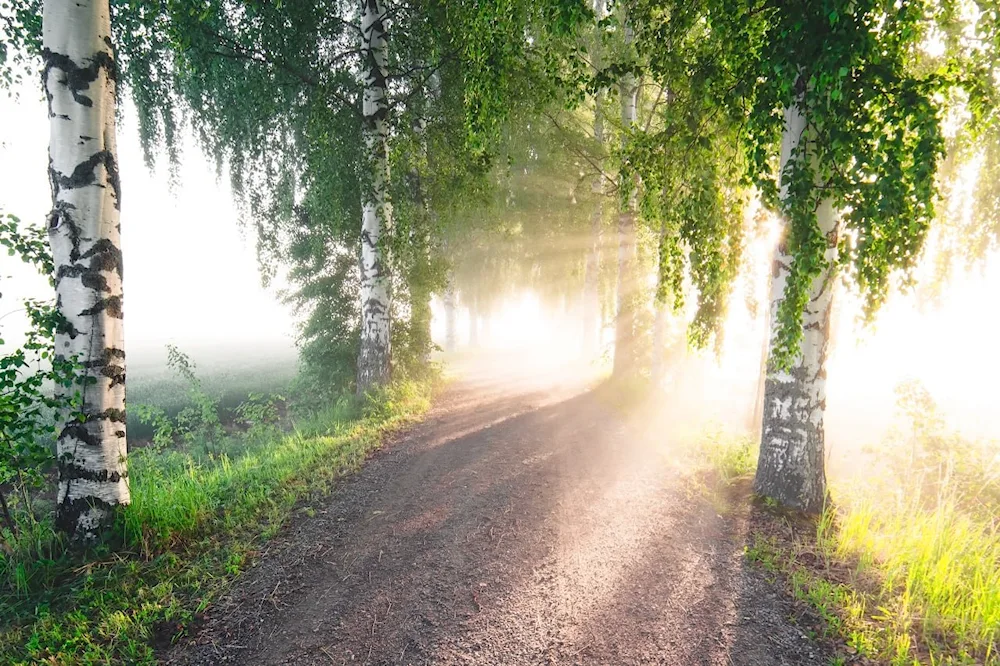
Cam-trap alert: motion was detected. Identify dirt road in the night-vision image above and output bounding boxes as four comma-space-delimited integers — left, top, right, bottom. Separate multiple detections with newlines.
167, 356, 832, 665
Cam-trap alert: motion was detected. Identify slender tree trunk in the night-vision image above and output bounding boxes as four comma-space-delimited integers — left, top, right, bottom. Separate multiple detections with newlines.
650, 302, 667, 384
750, 325, 769, 437
650, 221, 671, 384
468, 294, 479, 347
357, 0, 392, 394
444, 276, 457, 351
612, 48, 638, 379
754, 103, 838, 514
43, 0, 129, 541
582, 202, 602, 358
481, 311, 491, 346
411, 254, 432, 364
412, 69, 440, 366
582, 0, 606, 360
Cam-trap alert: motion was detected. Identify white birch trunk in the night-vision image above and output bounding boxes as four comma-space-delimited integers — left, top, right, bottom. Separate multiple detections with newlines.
357, 0, 392, 393
754, 103, 838, 513
43, 0, 129, 540
612, 34, 638, 379
582, 9, 605, 359
582, 201, 602, 358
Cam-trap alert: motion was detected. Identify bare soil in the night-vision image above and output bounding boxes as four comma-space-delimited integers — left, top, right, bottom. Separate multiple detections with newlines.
165, 356, 835, 665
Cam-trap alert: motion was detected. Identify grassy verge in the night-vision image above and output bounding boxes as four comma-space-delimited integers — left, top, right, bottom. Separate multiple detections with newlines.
697, 432, 1000, 666
0, 379, 436, 665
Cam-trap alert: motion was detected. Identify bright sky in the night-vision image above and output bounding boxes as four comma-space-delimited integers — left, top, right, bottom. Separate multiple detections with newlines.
0, 83, 297, 357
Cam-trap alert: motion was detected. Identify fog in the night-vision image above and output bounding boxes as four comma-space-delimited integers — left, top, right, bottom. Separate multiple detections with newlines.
434, 213, 1000, 486
0, 85, 296, 369
5, 78, 1000, 470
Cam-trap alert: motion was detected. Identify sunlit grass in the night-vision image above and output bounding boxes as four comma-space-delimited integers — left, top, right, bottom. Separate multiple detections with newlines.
820, 495, 1000, 664
701, 431, 1000, 665
0, 379, 435, 665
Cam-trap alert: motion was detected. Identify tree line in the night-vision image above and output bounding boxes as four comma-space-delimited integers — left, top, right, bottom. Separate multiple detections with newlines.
1, 0, 998, 542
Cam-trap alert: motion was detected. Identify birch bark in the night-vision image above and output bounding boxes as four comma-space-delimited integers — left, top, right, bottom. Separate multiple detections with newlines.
754, 103, 838, 513
43, 0, 129, 540
357, 0, 392, 393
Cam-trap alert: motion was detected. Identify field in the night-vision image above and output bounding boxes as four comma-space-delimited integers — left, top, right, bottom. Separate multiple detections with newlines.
126, 342, 299, 440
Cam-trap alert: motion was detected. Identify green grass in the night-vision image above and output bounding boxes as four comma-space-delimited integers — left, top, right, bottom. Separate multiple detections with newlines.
700, 431, 1000, 665
817, 495, 1000, 664
694, 428, 758, 483
0, 379, 435, 665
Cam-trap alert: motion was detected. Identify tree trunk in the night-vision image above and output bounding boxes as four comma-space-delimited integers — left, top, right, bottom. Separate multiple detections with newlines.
612, 53, 638, 379
582, 207, 601, 358
754, 103, 838, 514
444, 276, 457, 351
357, 0, 392, 394
468, 295, 479, 347
650, 302, 667, 384
582, 0, 606, 360
43, 0, 129, 541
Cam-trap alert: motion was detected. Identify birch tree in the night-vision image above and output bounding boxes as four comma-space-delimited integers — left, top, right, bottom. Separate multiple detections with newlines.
42, 0, 129, 539
699, 0, 946, 512
357, 0, 393, 393
581, 0, 606, 359
612, 15, 639, 378
755, 104, 838, 512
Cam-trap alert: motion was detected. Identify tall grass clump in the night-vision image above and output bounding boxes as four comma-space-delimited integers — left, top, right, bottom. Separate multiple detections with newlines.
816, 380, 1000, 664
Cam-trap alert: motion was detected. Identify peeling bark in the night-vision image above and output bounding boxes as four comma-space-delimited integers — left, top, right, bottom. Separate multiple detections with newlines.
754, 103, 838, 514
43, 0, 129, 541
357, 0, 392, 394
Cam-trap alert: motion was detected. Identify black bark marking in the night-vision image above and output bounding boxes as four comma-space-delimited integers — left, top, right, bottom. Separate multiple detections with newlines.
79, 295, 122, 319
82, 238, 123, 276
59, 423, 102, 447
81, 271, 109, 292
88, 407, 126, 423
55, 494, 118, 540
101, 363, 126, 387
42, 47, 117, 112
58, 462, 126, 483
50, 150, 121, 210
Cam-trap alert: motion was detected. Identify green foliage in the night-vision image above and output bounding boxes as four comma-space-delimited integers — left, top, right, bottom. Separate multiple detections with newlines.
0, 0, 41, 89
135, 346, 291, 454
677, 0, 948, 367
135, 346, 223, 450
0, 214, 82, 547
696, 429, 758, 483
